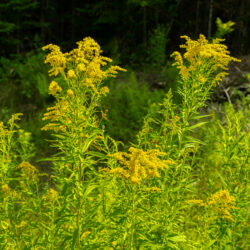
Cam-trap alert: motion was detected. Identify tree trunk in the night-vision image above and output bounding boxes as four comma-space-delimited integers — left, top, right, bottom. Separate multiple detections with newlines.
195, 0, 200, 36
208, 0, 214, 38
143, 6, 147, 47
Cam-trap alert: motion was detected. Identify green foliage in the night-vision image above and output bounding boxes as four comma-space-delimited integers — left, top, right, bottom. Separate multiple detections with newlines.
0, 113, 35, 183
161, 63, 180, 98
104, 71, 164, 144
147, 25, 168, 68
185, 101, 249, 248
0, 0, 48, 54
215, 17, 235, 39
0, 50, 49, 107
0, 51, 53, 162
0, 21, 15, 33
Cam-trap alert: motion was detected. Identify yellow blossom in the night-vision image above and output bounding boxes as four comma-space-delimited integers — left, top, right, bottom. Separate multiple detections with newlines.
18, 161, 38, 179
179, 65, 190, 79
81, 231, 91, 239
103, 147, 173, 185
199, 76, 206, 83
187, 199, 205, 206
100, 86, 110, 96
45, 188, 59, 202
84, 78, 98, 94
67, 69, 76, 78
151, 187, 161, 192
42, 44, 66, 76
42, 99, 69, 132
188, 190, 238, 222
77, 63, 86, 71
171, 34, 240, 83
2, 184, 10, 192
112, 241, 117, 247
67, 89, 74, 97
42, 37, 126, 135
171, 51, 183, 66
49, 81, 62, 96
211, 72, 228, 86
207, 189, 238, 222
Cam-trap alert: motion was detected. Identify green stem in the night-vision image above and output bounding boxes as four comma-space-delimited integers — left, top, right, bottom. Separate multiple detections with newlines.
51, 201, 55, 250
77, 196, 81, 249
77, 162, 82, 249
130, 186, 136, 249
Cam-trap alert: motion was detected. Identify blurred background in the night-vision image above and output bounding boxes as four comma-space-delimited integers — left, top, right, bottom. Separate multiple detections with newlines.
1, 0, 249, 57
0, 0, 249, 160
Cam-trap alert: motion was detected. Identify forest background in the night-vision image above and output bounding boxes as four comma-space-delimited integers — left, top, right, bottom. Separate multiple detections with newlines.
0, 0, 249, 161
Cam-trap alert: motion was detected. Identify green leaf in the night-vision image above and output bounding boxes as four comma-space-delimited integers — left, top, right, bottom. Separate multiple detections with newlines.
216, 170, 228, 187
83, 184, 99, 197
60, 235, 72, 249
71, 228, 78, 248
193, 114, 212, 119
184, 121, 208, 131
168, 234, 186, 242
184, 136, 206, 146
36, 73, 48, 97
87, 151, 108, 159
81, 131, 100, 153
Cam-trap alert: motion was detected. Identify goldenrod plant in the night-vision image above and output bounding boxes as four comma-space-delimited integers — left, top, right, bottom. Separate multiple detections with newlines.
138, 34, 240, 156
187, 190, 240, 247
0, 114, 41, 248
134, 34, 244, 248
102, 147, 174, 248
41, 37, 126, 248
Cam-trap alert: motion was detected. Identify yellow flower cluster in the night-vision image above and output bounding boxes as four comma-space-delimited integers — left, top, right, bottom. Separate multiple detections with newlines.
67, 89, 74, 97
49, 81, 62, 96
1, 184, 10, 193
207, 189, 238, 222
43, 37, 126, 87
1, 183, 19, 198
18, 161, 38, 177
99, 86, 110, 96
0, 122, 9, 140
68, 37, 102, 63
150, 187, 162, 192
17, 162, 39, 185
42, 44, 66, 76
187, 199, 205, 206
42, 99, 69, 132
18, 129, 31, 140
188, 190, 238, 222
0, 113, 22, 133
67, 69, 76, 78
44, 188, 59, 202
77, 63, 86, 71
171, 34, 240, 83
42, 37, 126, 132
103, 147, 173, 185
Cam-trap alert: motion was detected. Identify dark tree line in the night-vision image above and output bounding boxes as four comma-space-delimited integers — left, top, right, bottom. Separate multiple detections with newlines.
0, 0, 249, 61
